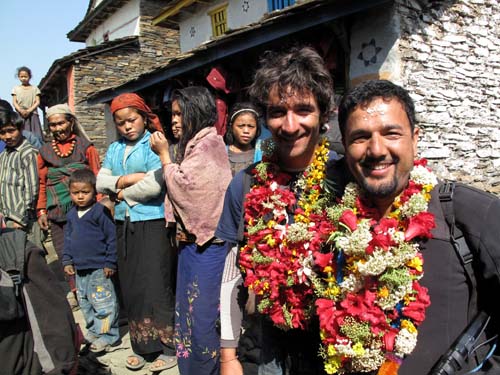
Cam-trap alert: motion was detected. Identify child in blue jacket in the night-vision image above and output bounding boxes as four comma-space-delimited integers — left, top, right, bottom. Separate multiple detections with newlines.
62, 168, 119, 353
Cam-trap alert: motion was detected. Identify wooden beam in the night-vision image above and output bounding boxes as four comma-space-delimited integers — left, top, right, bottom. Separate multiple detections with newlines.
152, 0, 197, 26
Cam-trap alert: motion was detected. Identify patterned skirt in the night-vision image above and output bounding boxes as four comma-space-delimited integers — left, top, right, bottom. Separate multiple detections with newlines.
175, 241, 227, 375
116, 219, 177, 356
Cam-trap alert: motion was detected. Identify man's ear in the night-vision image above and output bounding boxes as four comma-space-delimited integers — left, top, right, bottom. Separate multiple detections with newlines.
412, 127, 420, 158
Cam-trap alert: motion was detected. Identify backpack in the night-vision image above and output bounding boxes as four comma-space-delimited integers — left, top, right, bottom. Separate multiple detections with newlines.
437, 181, 499, 373
0, 229, 27, 321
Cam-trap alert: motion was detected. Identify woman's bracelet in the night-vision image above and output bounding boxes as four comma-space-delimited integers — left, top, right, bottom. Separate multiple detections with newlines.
220, 356, 238, 364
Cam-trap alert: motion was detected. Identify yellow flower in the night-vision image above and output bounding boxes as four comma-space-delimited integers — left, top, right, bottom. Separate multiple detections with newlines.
378, 286, 390, 298
323, 266, 333, 273
327, 344, 337, 356
265, 235, 276, 247
401, 319, 417, 333
407, 256, 423, 272
352, 342, 365, 356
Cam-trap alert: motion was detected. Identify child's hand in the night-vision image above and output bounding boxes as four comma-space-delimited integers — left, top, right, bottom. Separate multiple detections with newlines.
64, 265, 75, 276
104, 267, 115, 278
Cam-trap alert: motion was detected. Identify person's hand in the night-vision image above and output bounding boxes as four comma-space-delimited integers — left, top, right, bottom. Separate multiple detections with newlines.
37, 213, 49, 231
220, 348, 242, 375
220, 358, 243, 375
64, 265, 75, 276
11, 222, 24, 229
149, 131, 171, 159
103, 267, 115, 278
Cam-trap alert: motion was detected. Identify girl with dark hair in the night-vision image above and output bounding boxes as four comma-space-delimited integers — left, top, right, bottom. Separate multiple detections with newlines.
150, 86, 232, 375
11, 66, 44, 142
96, 93, 177, 372
224, 102, 263, 176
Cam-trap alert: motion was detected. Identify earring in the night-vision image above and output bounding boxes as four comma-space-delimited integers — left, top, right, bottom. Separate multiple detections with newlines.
320, 123, 330, 133
262, 138, 278, 159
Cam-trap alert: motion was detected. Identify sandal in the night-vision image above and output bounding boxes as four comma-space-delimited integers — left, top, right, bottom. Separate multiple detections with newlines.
150, 354, 177, 372
89, 341, 109, 354
126, 354, 146, 371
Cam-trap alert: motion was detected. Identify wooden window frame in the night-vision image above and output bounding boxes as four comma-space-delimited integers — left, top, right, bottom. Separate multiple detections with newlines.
208, 4, 228, 37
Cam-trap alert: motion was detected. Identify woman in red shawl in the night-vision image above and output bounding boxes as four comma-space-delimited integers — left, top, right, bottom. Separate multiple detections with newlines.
37, 104, 100, 305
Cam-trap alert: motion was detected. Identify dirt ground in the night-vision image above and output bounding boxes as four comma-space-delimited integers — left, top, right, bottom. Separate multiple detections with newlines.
44, 236, 179, 375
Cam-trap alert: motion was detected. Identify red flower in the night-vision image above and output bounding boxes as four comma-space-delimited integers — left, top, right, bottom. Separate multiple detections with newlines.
339, 209, 358, 231
313, 251, 333, 268
402, 282, 431, 325
369, 218, 399, 251
414, 158, 428, 167
405, 212, 435, 241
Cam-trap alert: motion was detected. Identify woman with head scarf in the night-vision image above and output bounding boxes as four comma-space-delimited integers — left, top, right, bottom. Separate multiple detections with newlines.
150, 86, 232, 375
96, 93, 177, 372
36, 104, 101, 303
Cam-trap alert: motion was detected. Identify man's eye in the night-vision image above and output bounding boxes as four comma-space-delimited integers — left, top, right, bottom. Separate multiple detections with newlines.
268, 109, 285, 118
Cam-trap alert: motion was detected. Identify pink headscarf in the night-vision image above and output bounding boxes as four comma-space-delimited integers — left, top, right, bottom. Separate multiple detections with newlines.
110, 93, 163, 133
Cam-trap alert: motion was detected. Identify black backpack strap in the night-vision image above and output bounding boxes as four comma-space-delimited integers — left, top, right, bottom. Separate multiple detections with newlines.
439, 181, 477, 322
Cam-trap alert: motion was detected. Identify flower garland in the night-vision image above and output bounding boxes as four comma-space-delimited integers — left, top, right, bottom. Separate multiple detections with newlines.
313, 159, 437, 375
239, 138, 334, 330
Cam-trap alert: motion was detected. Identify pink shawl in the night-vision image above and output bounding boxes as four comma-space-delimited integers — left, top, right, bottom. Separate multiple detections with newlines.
163, 127, 232, 246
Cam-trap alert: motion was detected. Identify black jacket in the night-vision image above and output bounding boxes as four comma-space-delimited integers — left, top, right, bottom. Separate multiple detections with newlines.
400, 183, 500, 374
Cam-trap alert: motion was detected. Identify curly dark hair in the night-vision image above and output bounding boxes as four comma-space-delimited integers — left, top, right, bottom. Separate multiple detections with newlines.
337, 80, 416, 138
248, 46, 334, 119
224, 102, 261, 147
172, 86, 217, 162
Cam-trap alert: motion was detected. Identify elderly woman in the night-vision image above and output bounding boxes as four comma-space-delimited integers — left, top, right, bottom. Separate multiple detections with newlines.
96, 93, 177, 372
36, 104, 100, 302
150, 86, 232, 375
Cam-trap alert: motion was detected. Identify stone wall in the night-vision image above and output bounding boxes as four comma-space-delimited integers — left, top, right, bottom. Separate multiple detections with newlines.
396, 0, 500, 194
70, 0, 180, 157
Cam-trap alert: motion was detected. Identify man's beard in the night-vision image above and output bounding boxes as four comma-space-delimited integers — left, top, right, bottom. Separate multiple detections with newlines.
359, 174, 399, 198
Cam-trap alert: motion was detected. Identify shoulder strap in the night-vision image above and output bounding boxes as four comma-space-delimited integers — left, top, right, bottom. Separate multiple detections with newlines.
439, 181, 477, 322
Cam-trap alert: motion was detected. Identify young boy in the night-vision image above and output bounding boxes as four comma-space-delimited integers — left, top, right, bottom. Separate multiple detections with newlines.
62, 168, 120, 353
0, 100, 41, 248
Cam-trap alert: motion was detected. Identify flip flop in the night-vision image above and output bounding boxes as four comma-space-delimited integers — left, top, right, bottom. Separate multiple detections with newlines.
126, 354, 146, 371
150, 354, 177, 372
89, 341, 109, 354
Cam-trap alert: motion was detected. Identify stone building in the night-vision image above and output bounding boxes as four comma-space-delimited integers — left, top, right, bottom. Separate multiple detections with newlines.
40, 0, 500, 193
39, 0, 179, 155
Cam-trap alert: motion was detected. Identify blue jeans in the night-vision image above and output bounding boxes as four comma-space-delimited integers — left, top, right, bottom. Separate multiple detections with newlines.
76, 268, 120, 345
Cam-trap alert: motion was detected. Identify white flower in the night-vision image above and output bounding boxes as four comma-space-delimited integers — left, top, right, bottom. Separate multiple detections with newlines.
400, 193, 428, 218
357, 250, 390, 276
395, 328, 418, 355
340, 273, 364, 294
337, 220, 372, 257
411, 165, 438, 187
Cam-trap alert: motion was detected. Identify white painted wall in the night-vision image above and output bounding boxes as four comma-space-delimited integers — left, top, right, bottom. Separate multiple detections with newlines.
179, 0, 268, 53
349, 7, 401, 85
86, 0, 141, 46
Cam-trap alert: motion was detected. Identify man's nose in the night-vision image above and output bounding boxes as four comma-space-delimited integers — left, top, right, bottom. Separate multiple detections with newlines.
366, 134, 386, 157
281, 111, 299, 133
